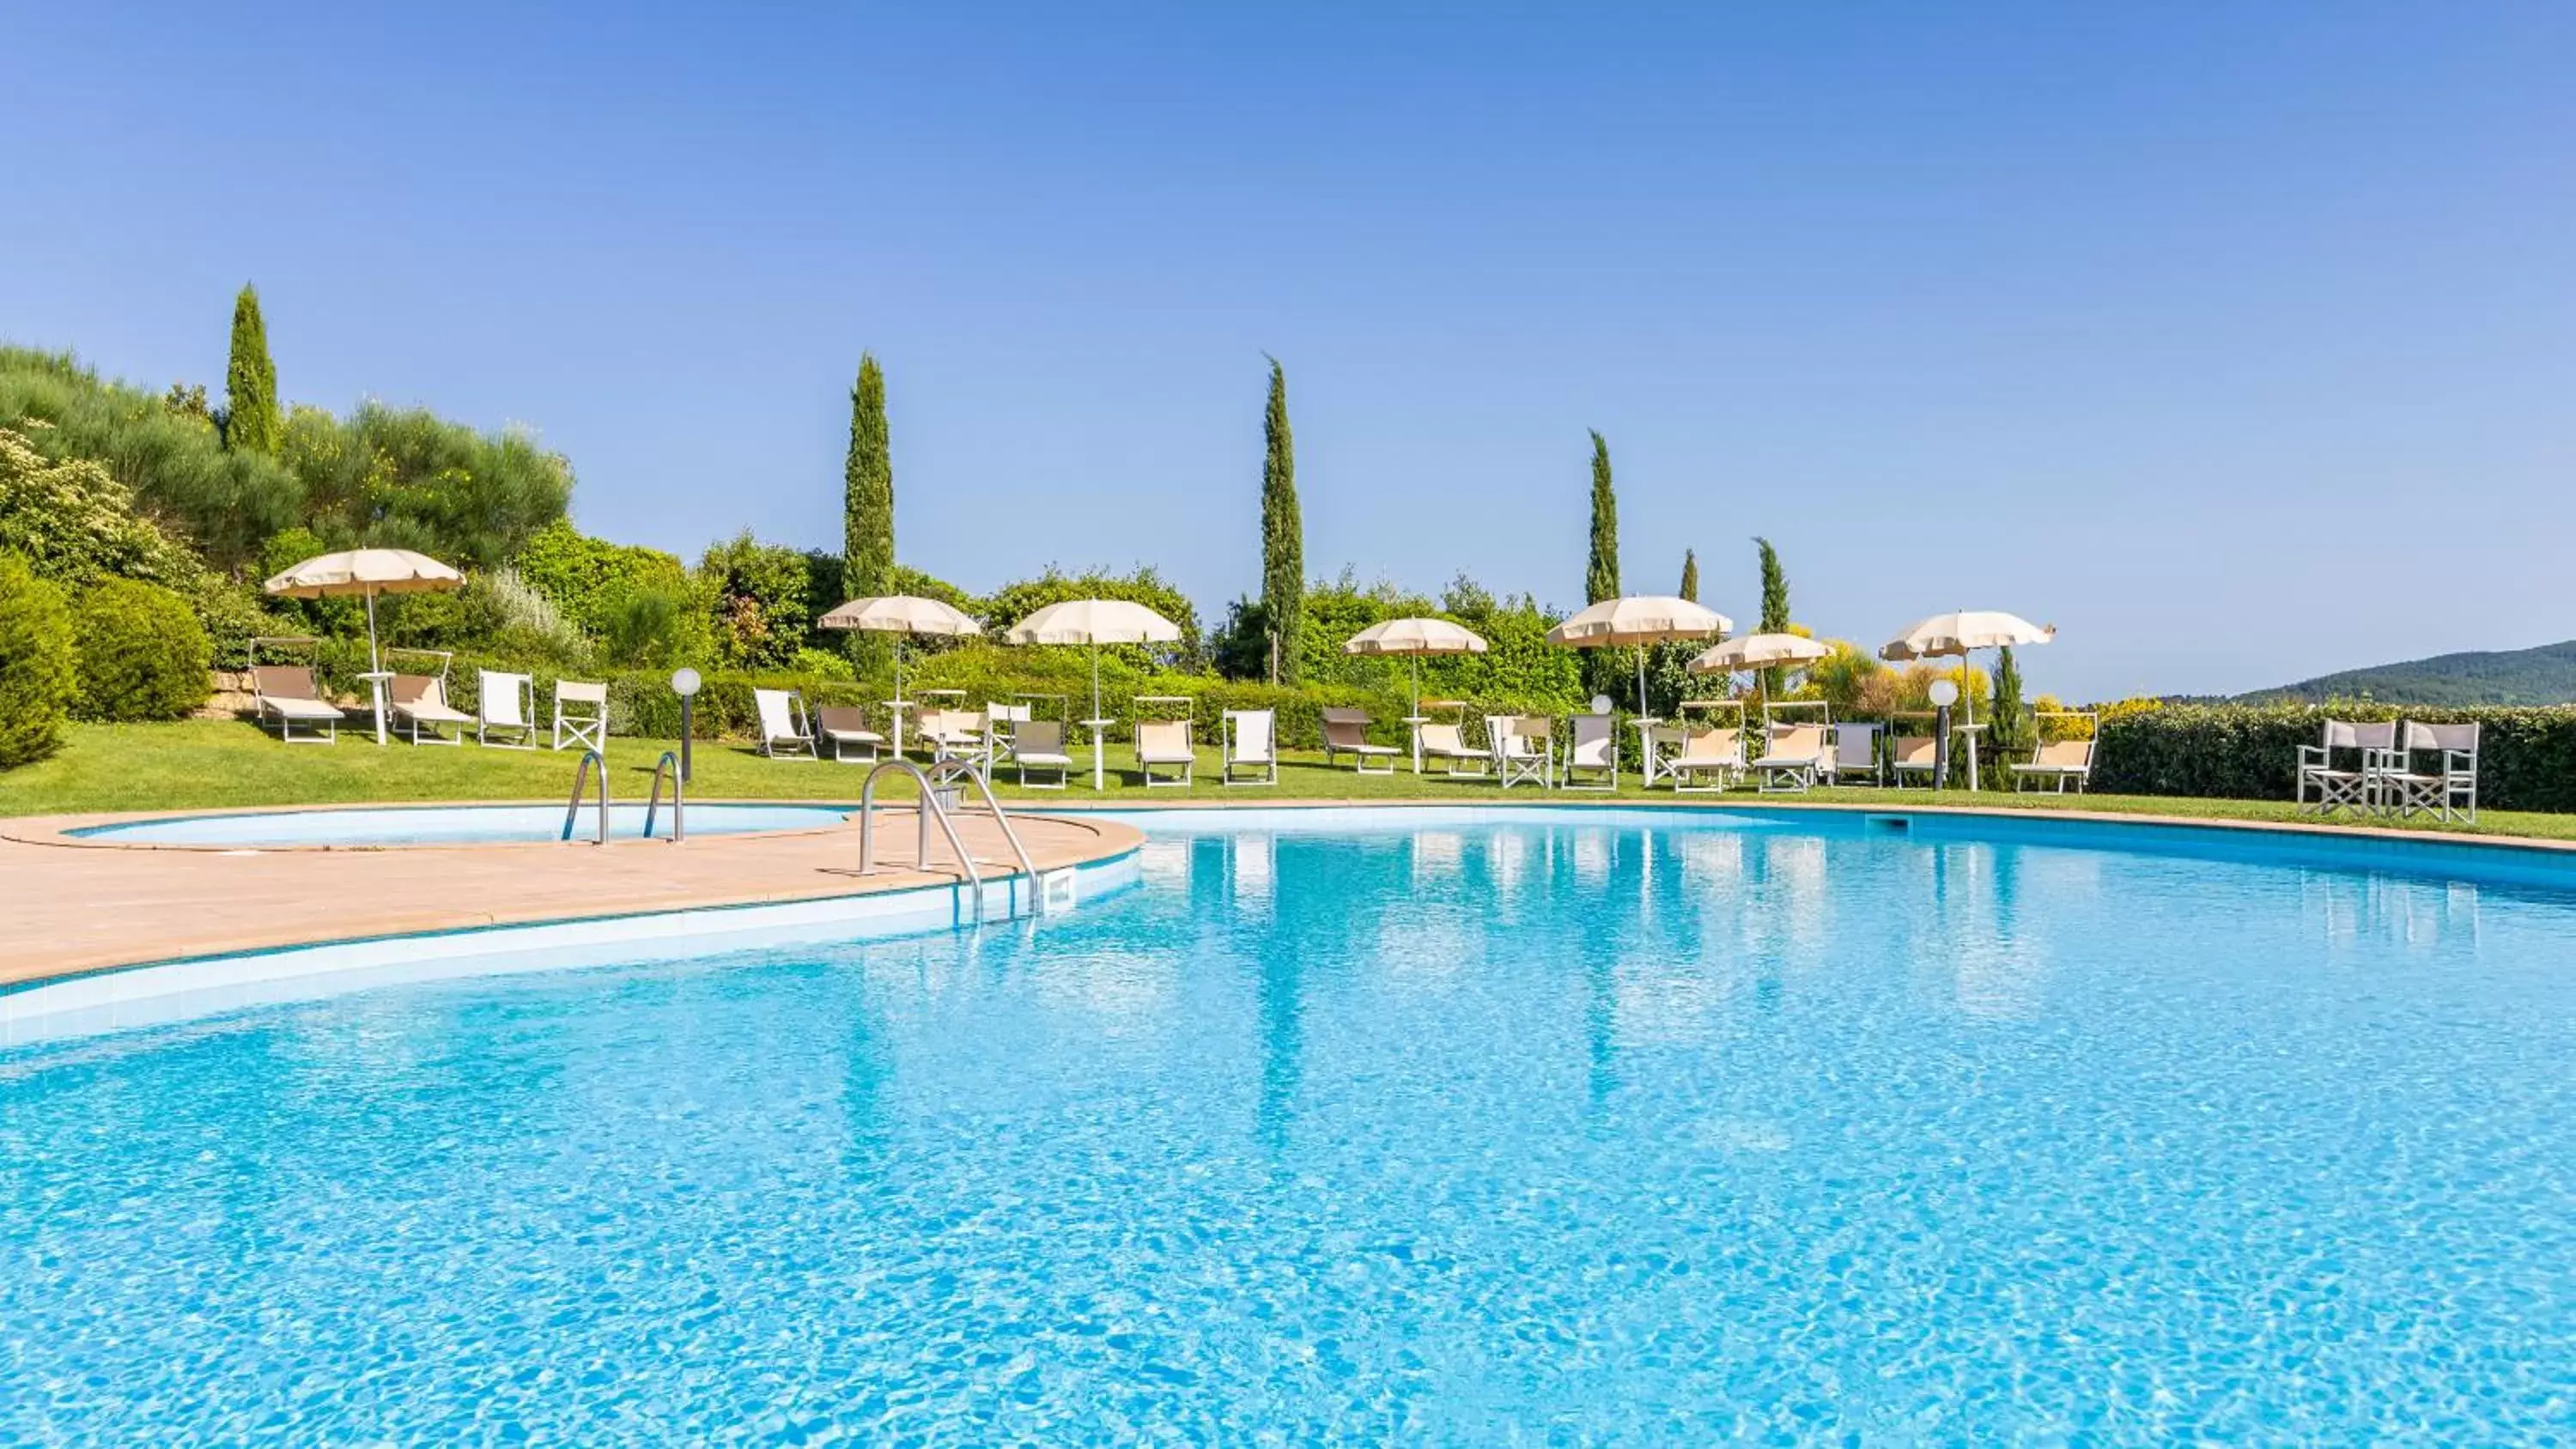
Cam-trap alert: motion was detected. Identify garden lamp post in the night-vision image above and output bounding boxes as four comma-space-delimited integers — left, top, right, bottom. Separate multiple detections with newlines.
671, 667, 702, 783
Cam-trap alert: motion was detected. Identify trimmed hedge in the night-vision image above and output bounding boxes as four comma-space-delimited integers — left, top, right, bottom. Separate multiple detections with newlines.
0, 554, 76, 767
73, 579, 213, 722
2094, 703, 2576, 814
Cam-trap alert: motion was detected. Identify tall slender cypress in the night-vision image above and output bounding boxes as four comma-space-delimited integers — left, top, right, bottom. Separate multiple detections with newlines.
1260, 357, 1303, 685
1754, 536, 1790, 695
1582, 431, 1623, 697
1678, 549, 1699, 603
842, 354, 895, 672
1584, 431, 1620, 606
223, 284, 282, 456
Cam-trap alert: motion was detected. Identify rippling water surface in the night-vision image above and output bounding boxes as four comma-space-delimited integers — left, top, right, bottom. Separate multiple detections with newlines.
5, 815, 2573, 1440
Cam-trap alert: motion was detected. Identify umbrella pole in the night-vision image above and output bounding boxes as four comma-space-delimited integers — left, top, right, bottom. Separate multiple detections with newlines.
1091, 643, 1105, 791
1635, 646, 1649, 718
891, 640, 906, 756
365, 587, 386, 747
1411, 656, 1422, 773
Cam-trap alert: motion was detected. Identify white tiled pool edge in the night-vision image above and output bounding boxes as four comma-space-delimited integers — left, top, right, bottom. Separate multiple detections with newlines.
2, 852, 1139, 1049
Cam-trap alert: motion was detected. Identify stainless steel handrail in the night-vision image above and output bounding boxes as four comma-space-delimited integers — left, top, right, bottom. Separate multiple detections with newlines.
856, 759, 984, 917
643, 750, 683, 841
562, 749, 609, 844
927, 757, 1043, 914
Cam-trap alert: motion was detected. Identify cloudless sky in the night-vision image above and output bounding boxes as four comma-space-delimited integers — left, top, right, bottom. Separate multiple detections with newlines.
7, 2, 2572, 700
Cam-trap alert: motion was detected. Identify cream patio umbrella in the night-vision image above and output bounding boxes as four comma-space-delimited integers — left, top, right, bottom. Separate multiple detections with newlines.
817, 594, 983, 755
1545, 596, 1732, 718
1004, 598, 1183, 789
1878, 609, 2056, 788
264, 548, 465, 745
1344, 616, 1490, 772
1687, 632, 1832, 703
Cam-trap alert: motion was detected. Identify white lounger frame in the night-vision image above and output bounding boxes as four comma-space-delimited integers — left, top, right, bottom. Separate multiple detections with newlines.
477, 670, 538, 749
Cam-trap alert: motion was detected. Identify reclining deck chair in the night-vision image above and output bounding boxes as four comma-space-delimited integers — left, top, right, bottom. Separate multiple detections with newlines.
755, 688, 817, 760
1222, 708, 1278, 785
1321, 707, 1400, 775
252, 664, 346, 744
1134, 698, 1197, 788
815, 705, 884, 764
477, 670, 538, 749
1564, 712, 1618, 791
388, 673, 473, 746
2010, 712, 2097, 794
1013, 718, 1074, 789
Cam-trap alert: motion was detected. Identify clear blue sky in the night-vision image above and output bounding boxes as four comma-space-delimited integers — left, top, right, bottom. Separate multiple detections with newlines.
8, 2, 2572, 700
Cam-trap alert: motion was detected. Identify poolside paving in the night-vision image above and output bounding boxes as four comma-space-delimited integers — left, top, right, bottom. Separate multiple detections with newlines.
0, 803, 1138, 986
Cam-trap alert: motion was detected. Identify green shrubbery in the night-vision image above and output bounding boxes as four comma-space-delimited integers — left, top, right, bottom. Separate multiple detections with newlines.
0, 555, 76, 767
2093, 703, 2576, 813
71, 579, 213, 722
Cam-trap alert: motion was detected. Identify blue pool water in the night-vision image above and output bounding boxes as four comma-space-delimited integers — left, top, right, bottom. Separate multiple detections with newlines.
71, 801, 852, 846
4, 811, 2573, 1440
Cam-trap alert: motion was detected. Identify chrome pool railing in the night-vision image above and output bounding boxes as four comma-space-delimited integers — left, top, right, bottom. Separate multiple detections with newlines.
643, 751, 684, 842
562, 749, 609, 844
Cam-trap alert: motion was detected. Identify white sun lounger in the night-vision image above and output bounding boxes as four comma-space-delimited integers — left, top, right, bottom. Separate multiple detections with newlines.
388, 674, 472, 746
1014, 718, 1073, 789
1751, 720, 1829, 793
1665, 724, 1744, 792
2011, 713, 2097, 794
477, 670, 538, 749
1322, 707, 1400, 775
252, 664, 345, 744
1136, 718, 1196, 788
1417, 720, 1492, 778
815, 705, 884, 764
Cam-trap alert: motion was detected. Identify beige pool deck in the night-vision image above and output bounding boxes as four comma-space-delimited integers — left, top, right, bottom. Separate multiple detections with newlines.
0, 803, 1140, 988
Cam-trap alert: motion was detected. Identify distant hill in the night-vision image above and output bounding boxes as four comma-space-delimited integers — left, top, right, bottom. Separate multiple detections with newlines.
2239, 640, 2576, 706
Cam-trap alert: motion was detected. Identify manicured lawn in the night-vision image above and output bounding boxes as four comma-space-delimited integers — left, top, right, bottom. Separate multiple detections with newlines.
6, 718, 2574, 843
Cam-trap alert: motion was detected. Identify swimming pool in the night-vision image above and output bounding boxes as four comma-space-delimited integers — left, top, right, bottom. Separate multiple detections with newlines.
70, 800, 853, 847
4, 808, 2570, 1439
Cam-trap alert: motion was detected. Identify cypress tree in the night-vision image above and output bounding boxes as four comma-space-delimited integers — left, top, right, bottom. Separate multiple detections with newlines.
1678, 549, 1699, 603
1990, 646, 2026, 761
1754, 536, 1790, 695
222, 284, 283, 456
1582, 431, 1622, 697
1260, 356, 1303, 685
841, 354, 895, 673
1584, 431, 1620, 605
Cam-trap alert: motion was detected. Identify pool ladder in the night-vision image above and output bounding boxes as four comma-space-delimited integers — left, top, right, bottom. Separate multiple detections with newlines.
561, 749, 686, 843
856, 758, 1045, 924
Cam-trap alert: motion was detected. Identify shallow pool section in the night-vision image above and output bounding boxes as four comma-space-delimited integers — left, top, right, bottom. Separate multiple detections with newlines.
6, 810, 2573, 1439
70, 801, 853, 847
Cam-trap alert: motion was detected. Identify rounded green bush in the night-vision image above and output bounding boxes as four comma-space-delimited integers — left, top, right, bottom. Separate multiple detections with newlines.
71, 577, 213, 722
0, 554, 77, 767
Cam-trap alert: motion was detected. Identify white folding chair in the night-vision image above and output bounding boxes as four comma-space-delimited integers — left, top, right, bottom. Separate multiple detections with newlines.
2297, 720, 2394, 815
2376, 721, 2478, 822
1497, 715, 1554, 790
552, 679, 608, 752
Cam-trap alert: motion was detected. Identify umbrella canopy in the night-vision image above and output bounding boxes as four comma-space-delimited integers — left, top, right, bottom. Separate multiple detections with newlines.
1546, 596, 1732, 648
1343, 616, 1489, 658
1687, 632, 1832, 674
1004, 598, 1182, 647
1345, 617, 1490, 725
261, 548, 466, 746
817, 594, 981, 638
1878, 610, 2054, 662
1003, 600, 1185, 762
1546, 596, 1731, 716
263, 549, 463, 599
817, 595, 984, 754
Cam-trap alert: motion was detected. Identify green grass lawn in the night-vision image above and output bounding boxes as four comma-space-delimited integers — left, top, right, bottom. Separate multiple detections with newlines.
7, 718, 2573, 843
